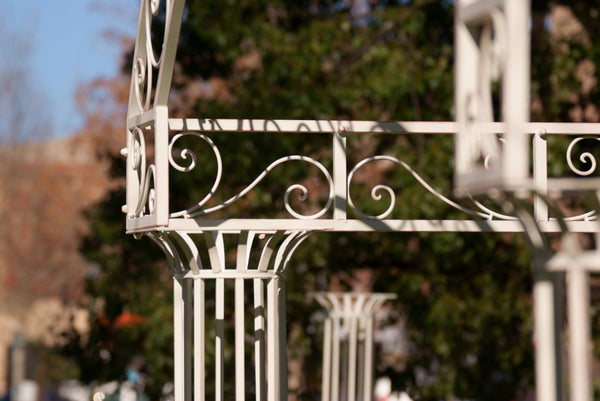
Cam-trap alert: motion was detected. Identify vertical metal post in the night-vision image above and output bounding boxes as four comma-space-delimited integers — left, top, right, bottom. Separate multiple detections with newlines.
254, 279, 266, 401
215, 278, 225, 401
174, 278, 185, 401
362, 316, 374, 401
195, 278, 206, 401
322, 318, 333, 401
568, 266, 591, 401
278, 278, 288, 401
533, 129, 565, 401
347, 317, 358, 401
267, 278, 279, 401
533, 132, 548, 222
235, 278, 246, 401
533, 268, 560, 401
184, 280, 193, 401
333, 127, 347, 220
331, 316, 341, 401
503, 0, 531, 187
454, 0, 479, 181
154, 106, 170, 226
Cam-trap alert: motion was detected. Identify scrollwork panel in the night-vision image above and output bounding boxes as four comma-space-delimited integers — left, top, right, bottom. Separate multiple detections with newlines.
168, 131, 335, 220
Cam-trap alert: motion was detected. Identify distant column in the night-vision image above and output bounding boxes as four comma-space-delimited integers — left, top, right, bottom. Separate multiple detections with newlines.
314, 292, 396, 401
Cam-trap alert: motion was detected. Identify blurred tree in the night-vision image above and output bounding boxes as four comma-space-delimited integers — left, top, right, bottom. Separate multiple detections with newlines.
0, 20, 52, 147
66, 1, 600, 400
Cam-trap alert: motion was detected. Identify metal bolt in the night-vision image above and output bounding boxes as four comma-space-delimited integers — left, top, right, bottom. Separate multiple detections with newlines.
121, 205, 129, 214
536, 129, 547, 139
93, 392, 106, 401
120, 147, 128, 158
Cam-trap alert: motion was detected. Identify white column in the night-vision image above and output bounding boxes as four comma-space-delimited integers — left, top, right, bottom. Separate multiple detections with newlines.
568, 268, 591, 401
315, 293, 395, 401
533, 271, 559, 401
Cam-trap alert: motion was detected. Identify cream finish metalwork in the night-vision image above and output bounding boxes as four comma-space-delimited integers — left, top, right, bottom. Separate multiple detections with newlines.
455, 0, 531, 195
313, 293, 396, 401
124, 1, 600, 401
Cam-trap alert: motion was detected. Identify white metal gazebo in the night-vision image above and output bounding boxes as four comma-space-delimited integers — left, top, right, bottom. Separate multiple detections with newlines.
123, 1, 600, 401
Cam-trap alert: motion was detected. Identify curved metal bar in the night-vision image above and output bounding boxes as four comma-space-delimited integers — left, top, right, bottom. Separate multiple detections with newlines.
566, 137, 600, 176
272, 232, 303, 273
469, 198, 518, 220
348, 155, 490, 220
175, 155, 334, 219
275, 231, 312, 274
146, 232, 186, 274
134, 164, 157, 217
562, 211, 597, 222
258, 232, 286, 272
169, 232, 202, 274
236, 231, 256, 272
129, 127, 160, 218
169, 132, 223, 216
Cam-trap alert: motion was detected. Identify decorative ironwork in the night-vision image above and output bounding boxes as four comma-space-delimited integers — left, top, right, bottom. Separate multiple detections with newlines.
348, 155, 492, 220
566, 137, 600, 176
124, 117, 600, 231
129, 127, 157, 218
169, 146, 335, 220
123, 1, 600, 401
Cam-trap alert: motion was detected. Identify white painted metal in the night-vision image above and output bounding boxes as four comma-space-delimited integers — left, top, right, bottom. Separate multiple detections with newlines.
254, 279, 266, 401
125, 2, 600, 401
173, 278, 185, 401
235, 277, 245, 401
454, 0, 531, 195
568, 269, 591, 401
533, 132, 548, 222
157, 230, 303, 401
125, 118, 600, 234
314, 293, 396, 401
333, 128, 348, 220
215, 278, 225, 401
545, 234, 592, 401
533, 275, 560, 401
194, 278, 205, 401
321, 318, 333, 401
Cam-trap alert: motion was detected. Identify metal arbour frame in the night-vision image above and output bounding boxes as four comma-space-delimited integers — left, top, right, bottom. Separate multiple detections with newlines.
123, 1, 600, 401
455, 2, 598, 401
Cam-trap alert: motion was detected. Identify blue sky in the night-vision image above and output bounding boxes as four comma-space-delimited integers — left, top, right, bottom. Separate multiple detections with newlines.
3, 0, 139, 137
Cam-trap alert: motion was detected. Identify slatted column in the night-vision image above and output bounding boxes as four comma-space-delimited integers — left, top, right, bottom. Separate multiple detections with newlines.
314, 293, 396, 401
161, 230, 307, 401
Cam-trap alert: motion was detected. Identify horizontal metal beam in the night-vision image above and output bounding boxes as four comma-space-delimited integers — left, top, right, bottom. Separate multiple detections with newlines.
125, 218, 599, 234
167, 119, 600, 135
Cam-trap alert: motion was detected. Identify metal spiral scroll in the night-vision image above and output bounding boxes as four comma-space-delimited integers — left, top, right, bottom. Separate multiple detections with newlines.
133, 0, 173, 112
168, 133, 334, 219
131, 127, 157, 217
347, 156, 503, 220
169, 132, 223, 217
566, 137, 600, 176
